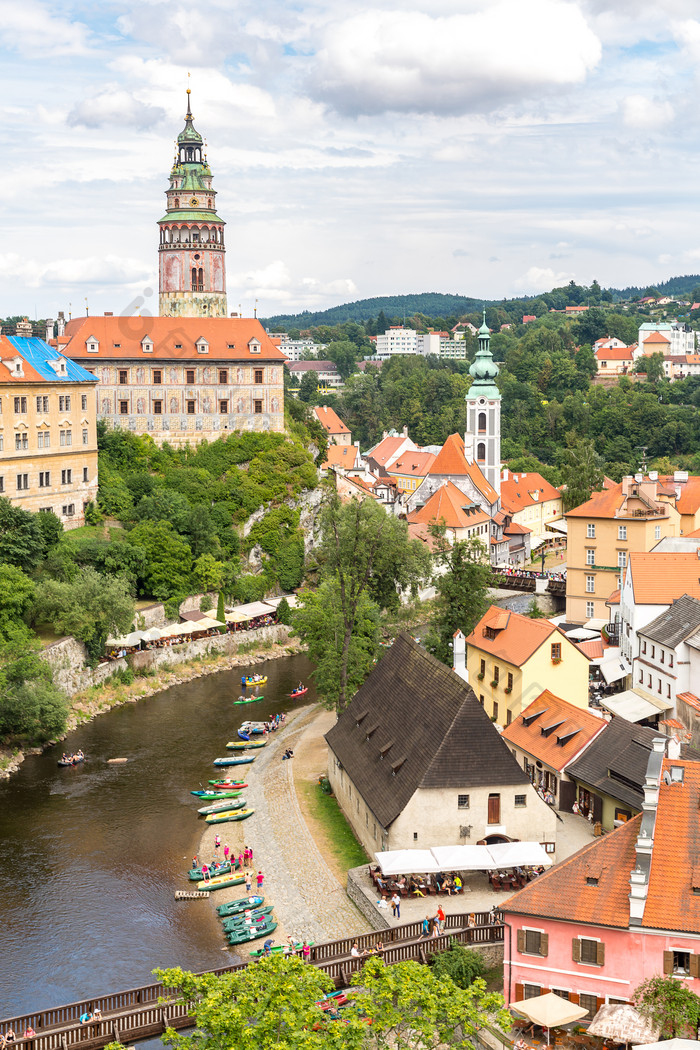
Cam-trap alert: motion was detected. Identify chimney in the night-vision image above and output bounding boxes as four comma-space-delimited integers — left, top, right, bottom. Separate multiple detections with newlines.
674, 470, 689, 483
402, 425, 408, 438
15, 318, 32, 338
502, 467, 509, 482
634, 473, 643, 483
647, 470, 658, 481
57, 312, 66, 337
452, 630, 467, 681
104, 311, 113, 317
45, 318, 55, 340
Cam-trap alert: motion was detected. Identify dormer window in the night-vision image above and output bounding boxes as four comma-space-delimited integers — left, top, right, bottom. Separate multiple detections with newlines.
248, 339, 261, 354
85, 336, 99, 354
141, 338, 154, 354
196, 339, 209, 355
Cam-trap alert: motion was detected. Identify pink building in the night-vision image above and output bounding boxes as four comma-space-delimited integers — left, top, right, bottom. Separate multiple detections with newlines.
502, 742, 700, 1020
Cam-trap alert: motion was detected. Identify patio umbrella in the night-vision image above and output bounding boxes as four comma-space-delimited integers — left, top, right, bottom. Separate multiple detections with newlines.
589, 1004, 660, 1045
634, 1042, 700, 1050
512, 992, 588, 1043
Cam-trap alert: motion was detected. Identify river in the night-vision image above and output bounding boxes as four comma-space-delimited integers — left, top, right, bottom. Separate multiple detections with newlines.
0, 653, 316, 1018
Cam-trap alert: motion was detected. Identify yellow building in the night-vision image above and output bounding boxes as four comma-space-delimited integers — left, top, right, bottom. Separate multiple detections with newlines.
0, 325, 98, 527
455, 605, 590, 725
500, 469, 563, 543
565, 476, 682, 624
385, 449, 436, 493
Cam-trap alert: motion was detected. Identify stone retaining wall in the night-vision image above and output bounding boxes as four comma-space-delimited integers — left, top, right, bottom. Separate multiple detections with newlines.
347, 866, 391, 930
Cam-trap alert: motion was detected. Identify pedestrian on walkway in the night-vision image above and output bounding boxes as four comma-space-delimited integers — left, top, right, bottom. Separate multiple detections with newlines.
302, 940, 311, 962
436, 904, 445, 934
421, 915, 430, 938
391, 892, 401, 919
256, 870, 264, 890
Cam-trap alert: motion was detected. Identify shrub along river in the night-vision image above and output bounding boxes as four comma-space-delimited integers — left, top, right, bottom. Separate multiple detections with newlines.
0, 653, 315, 1017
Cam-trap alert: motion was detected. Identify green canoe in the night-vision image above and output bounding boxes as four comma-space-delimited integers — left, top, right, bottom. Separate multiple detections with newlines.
188, 859, 238, 881
226, 740, 267, 750
217, 894, 264, 917
227, 919, 277, 945
233, 696, 264, 705
191, 789, 241, 799
198, 797, 246, 815
249, 939, 315, 958
221, 906, 274, 931
195, 871, 246, 892
205, 807, 254, 824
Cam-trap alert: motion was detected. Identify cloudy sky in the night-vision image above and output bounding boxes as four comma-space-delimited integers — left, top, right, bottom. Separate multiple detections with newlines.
3, 0, 700, 319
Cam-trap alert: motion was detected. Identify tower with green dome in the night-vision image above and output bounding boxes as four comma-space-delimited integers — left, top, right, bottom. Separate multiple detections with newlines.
158, 90, 228, 318
464, 311, 501, 497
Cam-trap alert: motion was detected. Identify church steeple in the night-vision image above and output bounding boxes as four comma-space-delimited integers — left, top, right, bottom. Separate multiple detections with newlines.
464, 309, 501, 497
158, 89, 228, 318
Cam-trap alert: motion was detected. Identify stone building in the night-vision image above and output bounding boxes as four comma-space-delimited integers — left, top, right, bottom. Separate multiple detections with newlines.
0, 322, 98, 526
326, 633, 557, 856
60, 315, 285, 447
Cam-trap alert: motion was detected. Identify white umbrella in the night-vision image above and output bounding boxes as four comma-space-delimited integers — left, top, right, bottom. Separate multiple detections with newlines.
141, 626, 162, 642
486, 841, 553, 868
589, 1004, 660, 1045
512, 992, 588, 1042
634, 1041, 700, 1050
431, 845, 494, 870
374, 850, 440, 875
566, 627, 599, 641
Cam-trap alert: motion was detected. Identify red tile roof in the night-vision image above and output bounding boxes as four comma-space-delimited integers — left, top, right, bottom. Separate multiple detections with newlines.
501, 690, 606, 772
606, 588, 621, 606
575, 638, 605, 660
323, 444, 359, 469
62, 315, 285, 361
629, 552, 700, 604
429, 434, 498, 504
644, 331, 671, 344
595, 346, 634, 361
314, 405, 349, 435
505, 522, 531, 535
677, 691, 700, 713
501, 472, 561, 513
566, 480, 669, 519
287, 360, 339, 372
367, 435, 413, 468
389, 451, 436, 478
465, 605, 563, 667
407, 481, 490, 530
643, 759, 700, 933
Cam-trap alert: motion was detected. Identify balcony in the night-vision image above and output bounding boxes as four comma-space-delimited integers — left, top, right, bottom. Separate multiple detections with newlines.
603, 622, 621, 645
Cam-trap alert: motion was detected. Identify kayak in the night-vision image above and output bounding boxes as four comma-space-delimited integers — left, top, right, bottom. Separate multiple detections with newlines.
239, 723, 266, 735
234, 696, 264, 705
228, 919, 277, 945
249, 938, 315, 958
205, 807, 255, 824
58, 755, 84, 766
213, 756, 255, 766
191, 789, 242, 799
221, 906, 275, 931
188, 860, 235, 881
217, 894, 264, 917
242, 676, 267, 686
289, 687, 308, 697
229, 738, 266, 748
208, 780, 247, 788
195, 871, 246, 892
198, 798, 246, 815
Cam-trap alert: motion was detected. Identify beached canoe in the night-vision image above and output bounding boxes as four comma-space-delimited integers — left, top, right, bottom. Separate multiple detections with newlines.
191, 789, 242, 799
242, 676, 267, 686
227, 919, 277, 945
205, 807, 255, 825
188, 860, 234, 881
228, 738, 267, 749
221, 906, 274, 931
216, 894, 264, 917
208, 780, 247, 788
249, 938, 315, 958
197, 798, 246, 815
195, 871, 246, 892
213, 756, 255, 766
233, 696, 264, 705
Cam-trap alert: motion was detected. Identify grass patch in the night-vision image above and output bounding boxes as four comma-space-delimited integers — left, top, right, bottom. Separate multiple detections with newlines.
298, 780, 369, 872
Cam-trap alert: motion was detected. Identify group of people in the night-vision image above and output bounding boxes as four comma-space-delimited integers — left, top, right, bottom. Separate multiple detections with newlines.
350, 940, 384, 958
282, 748, 294, 760
59, 750, 84, 765
261, 936, 311, 960
372, 868, 464, 899
1, 1028, 37, 1046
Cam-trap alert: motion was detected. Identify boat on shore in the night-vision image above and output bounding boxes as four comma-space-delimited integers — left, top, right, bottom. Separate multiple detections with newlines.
191, 789, 242, 799
197, 798, 246, 815
227, 919, 277, 945
217, 894, 264, 917
249, 938, 314, 958
205, 807, 254, 824
239, 722, 267, 735
213, 756, 255, 766
230, 738, 267, 748
195, 871, 246, 892
208, 779, 247, 788
221, 906, 274, 931
188, 860, 235, 881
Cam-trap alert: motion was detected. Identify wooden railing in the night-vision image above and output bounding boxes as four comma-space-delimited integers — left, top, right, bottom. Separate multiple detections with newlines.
0, 915, 504, 1049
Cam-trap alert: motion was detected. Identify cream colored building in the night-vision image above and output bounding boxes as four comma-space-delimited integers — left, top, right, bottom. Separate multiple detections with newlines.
0, 326, 98, 527
565, 475, 684, 624
58, 315, 285, 448
500, 469, 563, 544
326, 633, 558, 857
455, 606, 590, 724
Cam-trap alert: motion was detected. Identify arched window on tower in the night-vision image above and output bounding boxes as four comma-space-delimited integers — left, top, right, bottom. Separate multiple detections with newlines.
198, 267, 204, 290
208, 198, 212, 208
173, 198, 179, 209
186, 147, 194, 161
478, 411, 487, 433
191, 267, 198, 291
477, 442, 486, 462
192, 227, 199, 243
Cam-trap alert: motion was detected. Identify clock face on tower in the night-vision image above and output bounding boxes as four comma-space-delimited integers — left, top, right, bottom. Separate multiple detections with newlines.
190, 197, 198, 206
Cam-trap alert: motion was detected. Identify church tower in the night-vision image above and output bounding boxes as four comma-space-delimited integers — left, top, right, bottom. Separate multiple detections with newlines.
465, 312, 501, 497
158, 90, 227, 318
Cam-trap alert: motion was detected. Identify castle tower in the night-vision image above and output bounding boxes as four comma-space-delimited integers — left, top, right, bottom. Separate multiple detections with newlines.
158, 90, 227, 318
465, 311, 501, 497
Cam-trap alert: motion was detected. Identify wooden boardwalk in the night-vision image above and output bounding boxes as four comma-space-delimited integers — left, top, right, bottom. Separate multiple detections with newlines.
0, 913, 504, 1050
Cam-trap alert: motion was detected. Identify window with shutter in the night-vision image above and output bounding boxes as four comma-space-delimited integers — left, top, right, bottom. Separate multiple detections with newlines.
539, 932, 549, 957
690, 954, 700, 979
572, 938, 581, 963
663, 950, 674, 975
517, 929, 525, 953
596, 941, 605, 966
579, 994, 597, 1019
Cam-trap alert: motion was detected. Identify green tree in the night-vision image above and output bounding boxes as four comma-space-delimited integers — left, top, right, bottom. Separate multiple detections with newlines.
634, 351, 665, 384
155, 956, 368, 1050
299, 370, 319, 403
35, 509, 64, 552
424, 536, 491, 664
350, 957, 510, 1048
126, 521, 194, 600
633, 975, 700, 1038
192, 553, 226, 593
429, 940, 487, 988
326, 339, 360, 381
33, 567, 135, 665
0, 624, 68, 742
276, 596, 292, 624
216, 591, 225, 631
0, 564, 36, 626
0, 497, 45, 571
559, 438, 605, 511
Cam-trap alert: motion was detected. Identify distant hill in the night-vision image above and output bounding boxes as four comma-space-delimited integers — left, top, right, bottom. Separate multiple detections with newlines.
262, 293, 493, 328
608, 275, 700, 301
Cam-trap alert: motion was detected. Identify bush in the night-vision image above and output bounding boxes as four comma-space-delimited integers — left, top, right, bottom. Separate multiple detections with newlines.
429, 941, 487, 988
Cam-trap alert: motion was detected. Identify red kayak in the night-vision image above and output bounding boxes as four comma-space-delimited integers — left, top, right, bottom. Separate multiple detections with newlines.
289, 687, 308, 697
210, 781, 248, 790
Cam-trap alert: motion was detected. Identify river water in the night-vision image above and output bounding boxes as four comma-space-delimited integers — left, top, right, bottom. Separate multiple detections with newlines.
0, 654, 315, 1018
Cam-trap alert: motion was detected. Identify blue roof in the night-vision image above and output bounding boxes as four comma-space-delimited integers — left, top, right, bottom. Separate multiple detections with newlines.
6, 336, 98, 384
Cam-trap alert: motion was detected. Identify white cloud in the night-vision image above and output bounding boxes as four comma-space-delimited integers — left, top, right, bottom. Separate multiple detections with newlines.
68, 88, 166, 129
0, 0, 92, 56
621, 94, 675, 129
515, 266, 575, 292
0, 253, 151, 289
227, 260, 358, 308
673, 18, 700, 62
309, 0, 601, 115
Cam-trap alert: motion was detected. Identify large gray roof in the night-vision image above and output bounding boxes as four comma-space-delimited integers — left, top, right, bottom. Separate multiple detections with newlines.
640, 593, 700, 649
325, 633, 528, 829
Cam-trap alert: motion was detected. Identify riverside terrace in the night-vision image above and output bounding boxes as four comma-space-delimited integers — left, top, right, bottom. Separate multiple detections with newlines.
0, 914, 503, 1050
